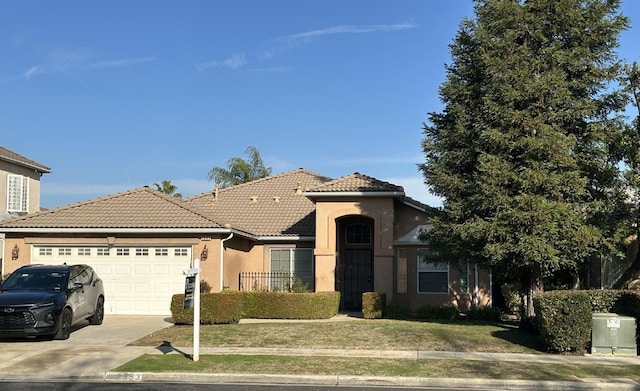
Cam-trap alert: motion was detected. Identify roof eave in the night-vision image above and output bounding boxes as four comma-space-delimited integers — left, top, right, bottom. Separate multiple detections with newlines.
1, 156, 51, 173
303, 191, 405, 198
256, 235, 316, 242
0, 227, 232, 234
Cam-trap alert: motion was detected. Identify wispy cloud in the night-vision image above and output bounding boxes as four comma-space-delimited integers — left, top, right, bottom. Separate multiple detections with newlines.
88, 57, 156, 70
196, 53, 247, 71
18, 45, 156, 80
263, 22, 417, 59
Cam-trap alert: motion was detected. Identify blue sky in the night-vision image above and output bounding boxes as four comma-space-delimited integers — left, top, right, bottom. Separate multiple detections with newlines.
1, 0, 639, 209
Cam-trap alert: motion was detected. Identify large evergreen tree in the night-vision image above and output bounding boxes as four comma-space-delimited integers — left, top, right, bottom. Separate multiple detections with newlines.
419, 0, 629, 319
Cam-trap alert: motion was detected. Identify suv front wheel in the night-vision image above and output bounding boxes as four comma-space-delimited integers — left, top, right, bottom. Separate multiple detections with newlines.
55, 308, 72, 340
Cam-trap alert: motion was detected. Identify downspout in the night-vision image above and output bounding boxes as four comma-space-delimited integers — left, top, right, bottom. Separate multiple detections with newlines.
0, 235, 4, 280
220, 232, 233, 291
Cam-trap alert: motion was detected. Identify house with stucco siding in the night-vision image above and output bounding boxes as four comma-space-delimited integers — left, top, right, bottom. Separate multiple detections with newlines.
0, 149, 492, 315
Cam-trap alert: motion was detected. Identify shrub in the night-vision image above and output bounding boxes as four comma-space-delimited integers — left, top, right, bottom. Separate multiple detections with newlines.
465, 307, 503, 322
415, 304, 459, 320
534, 290, 592, 353
501, 283, 521, 315
170, 291, 244, 325
362, 292, 386, 319
244, 291, 339, 319
170, 290, 340, 323
384, 305, 413, 320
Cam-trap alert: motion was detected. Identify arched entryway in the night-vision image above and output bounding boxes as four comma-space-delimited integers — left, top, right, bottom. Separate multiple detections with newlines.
336, 216, 374, 310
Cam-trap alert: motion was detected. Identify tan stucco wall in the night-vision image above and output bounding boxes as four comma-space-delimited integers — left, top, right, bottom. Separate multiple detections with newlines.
314, 197, 395, 293
2, 237, 31, 276
0, 160, 44, 214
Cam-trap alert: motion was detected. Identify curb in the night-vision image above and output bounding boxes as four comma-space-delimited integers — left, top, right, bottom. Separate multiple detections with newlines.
105, 372, 640, 390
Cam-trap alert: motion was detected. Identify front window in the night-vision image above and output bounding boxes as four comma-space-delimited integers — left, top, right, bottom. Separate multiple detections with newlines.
417, 248, 449, 293
6, 175, 28, 213
269, 248, 314, 291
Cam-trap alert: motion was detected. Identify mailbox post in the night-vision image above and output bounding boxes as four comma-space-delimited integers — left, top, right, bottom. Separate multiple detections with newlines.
183, 258, 201, 361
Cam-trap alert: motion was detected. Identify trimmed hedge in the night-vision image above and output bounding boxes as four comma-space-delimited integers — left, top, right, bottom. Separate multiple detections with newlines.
534, 290, 592, 353
171, 291, 340, 324
243, 291, 341, 319
534, 290, 640, 353
362, 292, 386, 319
171, 290, 244, 324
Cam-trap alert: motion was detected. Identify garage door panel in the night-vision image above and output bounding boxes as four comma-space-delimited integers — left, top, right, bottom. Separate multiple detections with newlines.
32, 246, 192, 315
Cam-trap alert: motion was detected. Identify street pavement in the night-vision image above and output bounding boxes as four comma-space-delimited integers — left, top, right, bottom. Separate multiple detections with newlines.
0, 314, 639, 390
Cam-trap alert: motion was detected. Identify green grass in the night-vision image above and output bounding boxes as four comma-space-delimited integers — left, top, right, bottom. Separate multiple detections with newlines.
115, 354, 640, 382
120, 318, 640, 382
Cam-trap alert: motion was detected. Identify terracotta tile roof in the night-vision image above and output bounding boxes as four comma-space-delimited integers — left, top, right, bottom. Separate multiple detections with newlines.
0, 146, 51, 173
187, 168, 331, 237
0, 187, 222, 229
306, 172, 404, 194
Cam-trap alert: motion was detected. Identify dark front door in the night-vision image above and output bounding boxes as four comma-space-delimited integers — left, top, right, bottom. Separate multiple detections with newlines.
342, 249, 373, 310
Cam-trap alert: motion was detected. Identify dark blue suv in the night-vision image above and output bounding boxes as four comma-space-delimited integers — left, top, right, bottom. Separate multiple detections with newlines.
0, 264, 105, 340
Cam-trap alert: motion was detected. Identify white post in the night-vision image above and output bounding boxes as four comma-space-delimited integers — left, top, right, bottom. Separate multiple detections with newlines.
193, 257, 201, 362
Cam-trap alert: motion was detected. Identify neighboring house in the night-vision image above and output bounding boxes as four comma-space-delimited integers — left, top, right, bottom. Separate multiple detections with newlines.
0, 146, 51, 220
0, 168, 492, 315
0, 146, 51, 278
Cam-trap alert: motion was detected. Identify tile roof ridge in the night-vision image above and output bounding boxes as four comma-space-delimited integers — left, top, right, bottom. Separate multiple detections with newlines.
141, 186, 224, 225
219, 168, 330, 192
185, 168, 332, 201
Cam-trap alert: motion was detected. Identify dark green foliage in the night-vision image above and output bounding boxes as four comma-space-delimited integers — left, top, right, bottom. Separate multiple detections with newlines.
170, 291, 340, 324
242, 291, 340, 319
171, 291, 244, 324
414, 304, 459, 321
362, 292, 386, 319
534, 290, 592, 353
419, 0, 630, 318
465, 307, 503, 322
383, 305, 413, 320
534, 290, 640, 353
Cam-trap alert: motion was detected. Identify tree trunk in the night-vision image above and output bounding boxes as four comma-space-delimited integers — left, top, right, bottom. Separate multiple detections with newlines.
519, 269, 543, 331
613, 237, 640, 289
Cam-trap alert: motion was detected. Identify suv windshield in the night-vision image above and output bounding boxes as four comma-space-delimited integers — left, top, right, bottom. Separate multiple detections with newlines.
1, 271, 68, 292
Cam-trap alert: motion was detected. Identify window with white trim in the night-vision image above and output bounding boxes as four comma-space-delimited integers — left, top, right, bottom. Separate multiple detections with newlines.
97, 248, 110, 256
417, 248, 449, 293
6, 175, 28, 213
39, 248, 52, 256
155, 248, 168, 257
58, 248, 71, 256
117, 248, 130, 256
78, 248, 91, 256
269, 248, 314, 291
175, 248, 188, 256
136, 248, 149, 256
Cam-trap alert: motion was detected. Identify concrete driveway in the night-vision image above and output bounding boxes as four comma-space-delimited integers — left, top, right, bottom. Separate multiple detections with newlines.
0, 315, 173, 381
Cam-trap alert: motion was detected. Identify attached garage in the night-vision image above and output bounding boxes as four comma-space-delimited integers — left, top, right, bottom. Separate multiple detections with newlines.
32, 245, 192, 315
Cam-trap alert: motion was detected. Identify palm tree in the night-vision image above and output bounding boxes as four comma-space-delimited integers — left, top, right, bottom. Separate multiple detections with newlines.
153, 180, 182, 198
208, 146, 272, 188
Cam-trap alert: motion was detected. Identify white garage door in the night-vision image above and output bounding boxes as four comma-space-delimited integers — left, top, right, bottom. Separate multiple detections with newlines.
32, 246, 192, 315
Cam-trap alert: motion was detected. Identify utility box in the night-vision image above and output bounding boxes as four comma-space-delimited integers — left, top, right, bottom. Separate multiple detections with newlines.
591, 313, 637, 355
